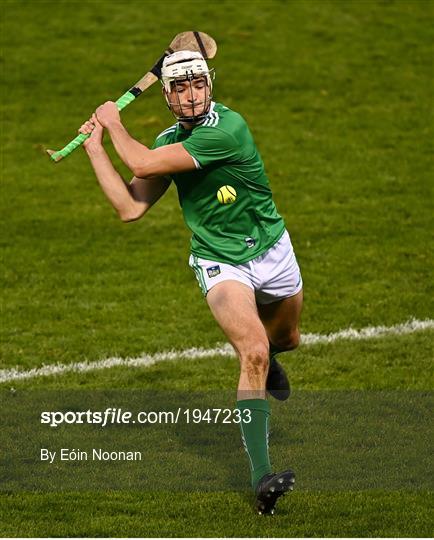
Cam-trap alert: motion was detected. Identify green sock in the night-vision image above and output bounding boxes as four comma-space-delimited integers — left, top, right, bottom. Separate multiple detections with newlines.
237, 398, 272, 489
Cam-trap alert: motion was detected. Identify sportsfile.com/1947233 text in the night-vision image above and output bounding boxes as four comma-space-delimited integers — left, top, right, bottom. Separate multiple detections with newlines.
40, 408, 252, 428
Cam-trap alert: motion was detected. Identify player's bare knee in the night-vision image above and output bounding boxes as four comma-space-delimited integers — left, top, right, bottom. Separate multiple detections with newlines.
240, 342, 269, 374
274, 329, 300, 351
289, 329, 300, 349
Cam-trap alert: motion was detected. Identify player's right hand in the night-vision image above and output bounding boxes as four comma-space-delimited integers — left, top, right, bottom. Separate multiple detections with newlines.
79, 113, 104, 151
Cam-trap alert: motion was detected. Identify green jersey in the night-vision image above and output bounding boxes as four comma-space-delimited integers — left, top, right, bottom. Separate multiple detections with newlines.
152, 102, 285, 264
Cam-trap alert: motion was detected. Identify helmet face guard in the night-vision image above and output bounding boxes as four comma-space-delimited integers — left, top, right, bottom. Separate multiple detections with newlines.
161, 51, 215, 124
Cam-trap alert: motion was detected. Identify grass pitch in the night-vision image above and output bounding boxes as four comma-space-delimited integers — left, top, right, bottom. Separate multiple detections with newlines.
1, 0, 433, 537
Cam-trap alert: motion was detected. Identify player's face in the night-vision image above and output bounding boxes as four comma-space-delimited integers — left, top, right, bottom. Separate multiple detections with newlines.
168, 76, 209, 120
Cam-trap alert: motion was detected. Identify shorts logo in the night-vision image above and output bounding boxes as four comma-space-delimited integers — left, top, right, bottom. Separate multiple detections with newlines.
207, 265, 221, 278
245, 237, 256, 248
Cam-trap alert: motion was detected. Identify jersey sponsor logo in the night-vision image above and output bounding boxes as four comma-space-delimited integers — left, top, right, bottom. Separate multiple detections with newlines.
245, 237, 256, 248
206, 265, 221, 278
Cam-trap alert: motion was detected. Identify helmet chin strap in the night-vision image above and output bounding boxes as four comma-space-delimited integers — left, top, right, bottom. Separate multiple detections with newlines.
165, 76, 212, 124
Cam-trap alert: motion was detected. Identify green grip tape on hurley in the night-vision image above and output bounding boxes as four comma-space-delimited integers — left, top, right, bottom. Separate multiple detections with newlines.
49, 91, 137, 162
49, 132, 90, 161
115, 90, 136, 111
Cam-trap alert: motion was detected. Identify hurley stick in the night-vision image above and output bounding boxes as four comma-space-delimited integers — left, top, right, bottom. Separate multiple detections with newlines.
47, 31, 217, 162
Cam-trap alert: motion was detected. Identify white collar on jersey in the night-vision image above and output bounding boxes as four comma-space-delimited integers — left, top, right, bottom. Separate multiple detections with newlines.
177, 102, 218, 131
181, 101, 216, 128
194, 101, 218, 128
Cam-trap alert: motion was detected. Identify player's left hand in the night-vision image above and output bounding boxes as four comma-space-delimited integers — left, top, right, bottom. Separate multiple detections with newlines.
95, 101, 121, 128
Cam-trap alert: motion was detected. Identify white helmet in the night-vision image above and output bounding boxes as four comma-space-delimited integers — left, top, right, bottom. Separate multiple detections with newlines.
160, 50, 214, 123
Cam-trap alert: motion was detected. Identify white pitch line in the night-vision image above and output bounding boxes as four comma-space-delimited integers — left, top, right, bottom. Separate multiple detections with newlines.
301, 317, 434, 345
1, 318, 433, 384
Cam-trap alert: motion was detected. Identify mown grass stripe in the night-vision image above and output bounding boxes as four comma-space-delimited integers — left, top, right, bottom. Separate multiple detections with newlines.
0, 319, 432, 384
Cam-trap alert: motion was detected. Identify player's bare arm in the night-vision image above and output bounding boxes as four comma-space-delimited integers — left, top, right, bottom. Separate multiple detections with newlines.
94, 101, 197, 178
47, 32, 217, 162
79, 114, 171, 222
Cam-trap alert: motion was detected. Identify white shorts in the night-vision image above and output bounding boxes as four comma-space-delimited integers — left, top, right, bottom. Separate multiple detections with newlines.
189, 230, 303, 304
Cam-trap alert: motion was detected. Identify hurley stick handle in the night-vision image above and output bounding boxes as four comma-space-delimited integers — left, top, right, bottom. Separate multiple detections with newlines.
47, 89, 140, 162
47, 31, 217, 163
